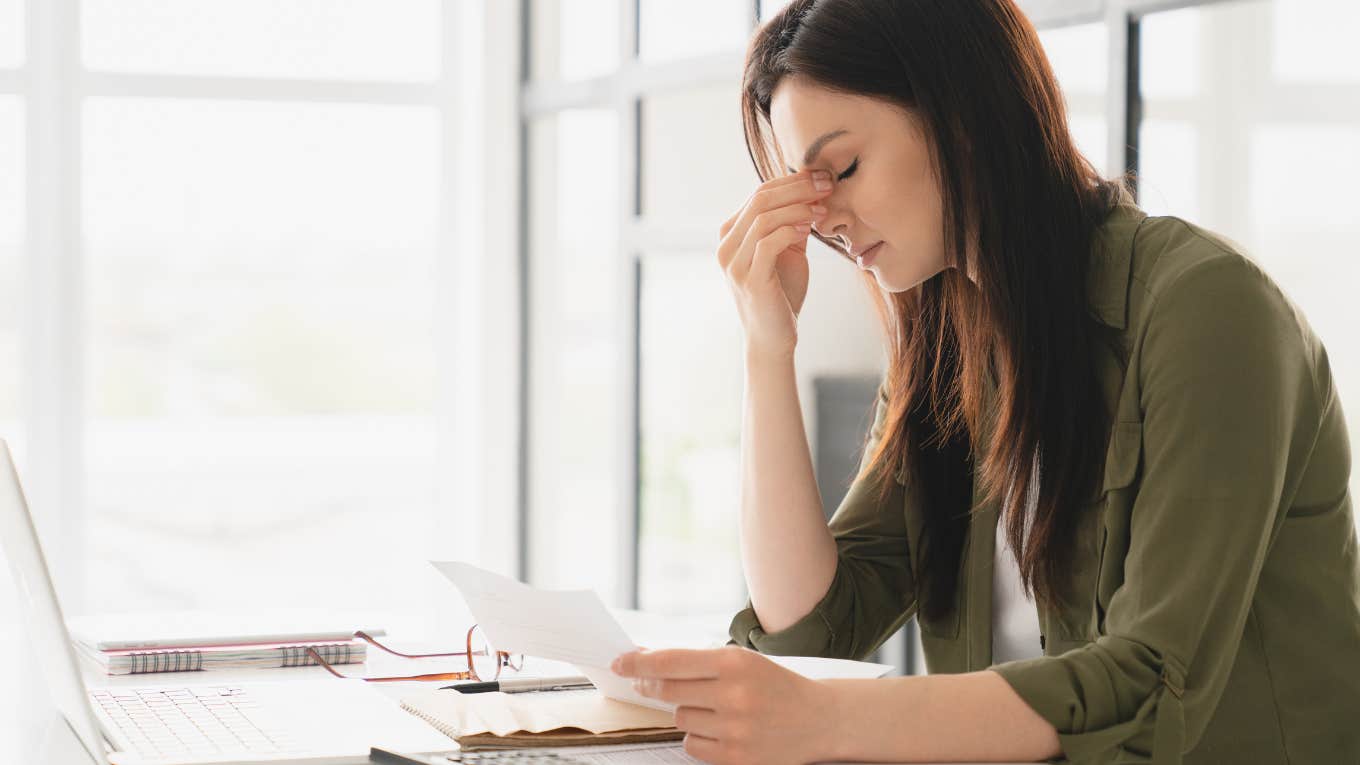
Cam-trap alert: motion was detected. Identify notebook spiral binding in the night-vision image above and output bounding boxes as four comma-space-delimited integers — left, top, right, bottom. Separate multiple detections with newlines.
399, 699, 460, 740
124, 642, 359, 674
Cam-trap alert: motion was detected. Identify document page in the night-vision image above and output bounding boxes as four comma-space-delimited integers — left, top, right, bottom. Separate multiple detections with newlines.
430, 561, 895, 713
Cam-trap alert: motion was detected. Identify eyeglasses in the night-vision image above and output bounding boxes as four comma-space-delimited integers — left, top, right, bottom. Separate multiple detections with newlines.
305, 624, 524, 683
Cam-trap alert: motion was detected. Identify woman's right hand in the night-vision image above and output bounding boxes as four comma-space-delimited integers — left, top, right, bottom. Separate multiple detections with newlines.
717, 169, 833, 361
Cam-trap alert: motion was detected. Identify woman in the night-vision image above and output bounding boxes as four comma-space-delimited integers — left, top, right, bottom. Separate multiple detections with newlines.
610, 1, 1359, 763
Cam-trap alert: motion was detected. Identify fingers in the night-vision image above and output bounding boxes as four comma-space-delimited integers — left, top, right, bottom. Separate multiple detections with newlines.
612, 647, 724, 680
745, 220, 805, 285
682, 732, 722, 763
674, 706, 724, 739
732, 197, 821, 269
631, 677, 724, 708
718, 170, 832, 267
719, 170, 818, 239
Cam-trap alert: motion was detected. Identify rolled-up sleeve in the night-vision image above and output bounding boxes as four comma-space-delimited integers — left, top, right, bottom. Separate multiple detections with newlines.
727, 381, 917, 661
990, 255, 1323, 764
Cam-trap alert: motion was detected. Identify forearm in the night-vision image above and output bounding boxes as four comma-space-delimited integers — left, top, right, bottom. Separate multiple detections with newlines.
739, 351, 838, 634
815, 670, 1062, 763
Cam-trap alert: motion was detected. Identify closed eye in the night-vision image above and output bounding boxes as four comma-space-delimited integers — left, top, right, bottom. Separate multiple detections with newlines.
837, 157, 859, 182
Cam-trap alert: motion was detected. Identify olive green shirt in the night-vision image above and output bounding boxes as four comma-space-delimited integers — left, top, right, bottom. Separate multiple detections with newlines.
727, 194, 1360, 764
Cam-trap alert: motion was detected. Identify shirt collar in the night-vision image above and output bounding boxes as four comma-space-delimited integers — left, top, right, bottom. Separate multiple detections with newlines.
1087, 187, 1148, 330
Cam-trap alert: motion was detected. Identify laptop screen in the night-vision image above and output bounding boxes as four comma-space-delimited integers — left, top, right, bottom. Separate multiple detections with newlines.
0, 440, 107, 763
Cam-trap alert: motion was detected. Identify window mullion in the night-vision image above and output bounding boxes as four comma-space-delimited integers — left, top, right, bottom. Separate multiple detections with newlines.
24, 0, 84, 610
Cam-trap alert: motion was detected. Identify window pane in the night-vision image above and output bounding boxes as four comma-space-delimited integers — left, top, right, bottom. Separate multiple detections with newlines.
0, 0, 21, 68
529, 0, 619, 82
1037, 22, 1109, 176
639, 0, 750, 63
82, 99, 442, 625
638, 252, 744, 614
1140, 8, 1199, 99
641, 82, 756, 223
1273, 0, 1360, 83
1138, 0, 1360, 513
82, 0, 440, 81
1137, 119, 1198, 221
526, 109, 625, 604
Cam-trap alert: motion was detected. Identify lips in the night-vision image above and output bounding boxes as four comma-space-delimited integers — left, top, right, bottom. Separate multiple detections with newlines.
854, 241, 883, 268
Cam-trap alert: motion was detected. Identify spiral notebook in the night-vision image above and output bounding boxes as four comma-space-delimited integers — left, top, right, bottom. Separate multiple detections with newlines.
66, 609, 383, 675
74, 637, 369, 675
398, 687, 683, 750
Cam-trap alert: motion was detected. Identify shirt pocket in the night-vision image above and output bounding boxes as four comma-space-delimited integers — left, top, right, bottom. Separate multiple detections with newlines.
1093, 418, 1145, 635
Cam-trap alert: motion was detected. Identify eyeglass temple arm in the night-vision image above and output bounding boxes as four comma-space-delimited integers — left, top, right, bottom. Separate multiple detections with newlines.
305, 646, 476, 683
352, 630, 471, 659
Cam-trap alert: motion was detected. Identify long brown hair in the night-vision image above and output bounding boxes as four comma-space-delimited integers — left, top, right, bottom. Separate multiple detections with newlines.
740, 0, 1130, 620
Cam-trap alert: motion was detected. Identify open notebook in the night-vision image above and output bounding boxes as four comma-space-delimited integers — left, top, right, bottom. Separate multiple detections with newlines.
399, 687, 683, 750
398, 655, 895, 750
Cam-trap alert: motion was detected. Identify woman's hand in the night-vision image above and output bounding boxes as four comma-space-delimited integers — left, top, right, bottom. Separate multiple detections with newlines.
611, 645, 839, 764
717, 169, 833, 362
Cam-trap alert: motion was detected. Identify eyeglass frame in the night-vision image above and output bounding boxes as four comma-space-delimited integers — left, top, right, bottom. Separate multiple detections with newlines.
305, 624, 524, 683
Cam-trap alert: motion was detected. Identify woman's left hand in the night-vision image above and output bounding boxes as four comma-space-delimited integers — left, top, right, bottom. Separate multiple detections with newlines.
611, 645, 838, 764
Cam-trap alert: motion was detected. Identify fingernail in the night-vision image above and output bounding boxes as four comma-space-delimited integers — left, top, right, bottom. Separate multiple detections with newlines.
810, 204, 827, 215
796, 222, 811, 232
812, 170, 832, 190
611, 657, 622, 673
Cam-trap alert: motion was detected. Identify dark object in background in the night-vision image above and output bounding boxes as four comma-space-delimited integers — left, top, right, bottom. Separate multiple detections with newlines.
813, 374, 917, 676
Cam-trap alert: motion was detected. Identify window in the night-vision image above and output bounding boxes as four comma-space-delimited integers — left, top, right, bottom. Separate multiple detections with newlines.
529, 0, 620, 82
82, 98, 442, 618
640, 83, 754, 223
80, 0, 440, 81
1036, 21, 1110, 176
637, 252, 745, 614
639, 1, 751, 62
525, 108, 626, 603
0, 0, 21, 68
3, 2, 478, 641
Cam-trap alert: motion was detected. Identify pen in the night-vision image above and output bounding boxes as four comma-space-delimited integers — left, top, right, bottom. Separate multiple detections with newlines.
441, 675, 594, 694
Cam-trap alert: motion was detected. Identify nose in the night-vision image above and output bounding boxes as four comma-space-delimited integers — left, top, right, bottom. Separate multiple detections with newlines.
811, 203, 851, 247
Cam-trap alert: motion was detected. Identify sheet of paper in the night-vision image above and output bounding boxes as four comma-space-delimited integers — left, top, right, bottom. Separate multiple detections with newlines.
430, 561, 665, 711
765, 654, 894, 680
430, 561, 895, 713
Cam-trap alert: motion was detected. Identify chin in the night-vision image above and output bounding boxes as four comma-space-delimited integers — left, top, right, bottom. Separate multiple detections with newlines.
871, 260, 950, 293
871, 269, 930, 293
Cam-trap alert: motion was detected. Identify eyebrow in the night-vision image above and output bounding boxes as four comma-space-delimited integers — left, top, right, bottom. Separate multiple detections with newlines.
784, 129, 850, 174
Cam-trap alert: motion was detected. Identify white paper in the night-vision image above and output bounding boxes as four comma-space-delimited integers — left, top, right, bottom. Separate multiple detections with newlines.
430, 561, 895, 714
430, 561, 664, 711
764, 654, 894, 680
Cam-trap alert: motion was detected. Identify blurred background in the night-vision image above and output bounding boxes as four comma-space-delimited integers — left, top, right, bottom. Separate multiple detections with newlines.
0, 0, 1356, 755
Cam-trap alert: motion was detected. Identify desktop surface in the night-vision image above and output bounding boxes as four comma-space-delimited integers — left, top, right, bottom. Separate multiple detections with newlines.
16, 609, 1039, 765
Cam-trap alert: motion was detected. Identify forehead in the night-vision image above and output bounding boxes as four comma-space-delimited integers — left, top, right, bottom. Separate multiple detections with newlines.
768, 78, 897, 163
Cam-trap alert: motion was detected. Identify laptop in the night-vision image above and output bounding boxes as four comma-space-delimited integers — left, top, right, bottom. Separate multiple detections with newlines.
0, 439, 459, 764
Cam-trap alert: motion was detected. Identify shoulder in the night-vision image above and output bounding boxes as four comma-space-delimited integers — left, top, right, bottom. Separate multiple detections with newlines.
1125, 214, 1328, 406
1130, 214, 1277, 306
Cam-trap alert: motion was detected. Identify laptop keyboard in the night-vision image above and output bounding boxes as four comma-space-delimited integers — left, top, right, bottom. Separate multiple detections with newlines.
90, 685, 300, 760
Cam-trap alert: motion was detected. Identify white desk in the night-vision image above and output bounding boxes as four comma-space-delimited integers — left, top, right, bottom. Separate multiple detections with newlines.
16, 609, 1036, 765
